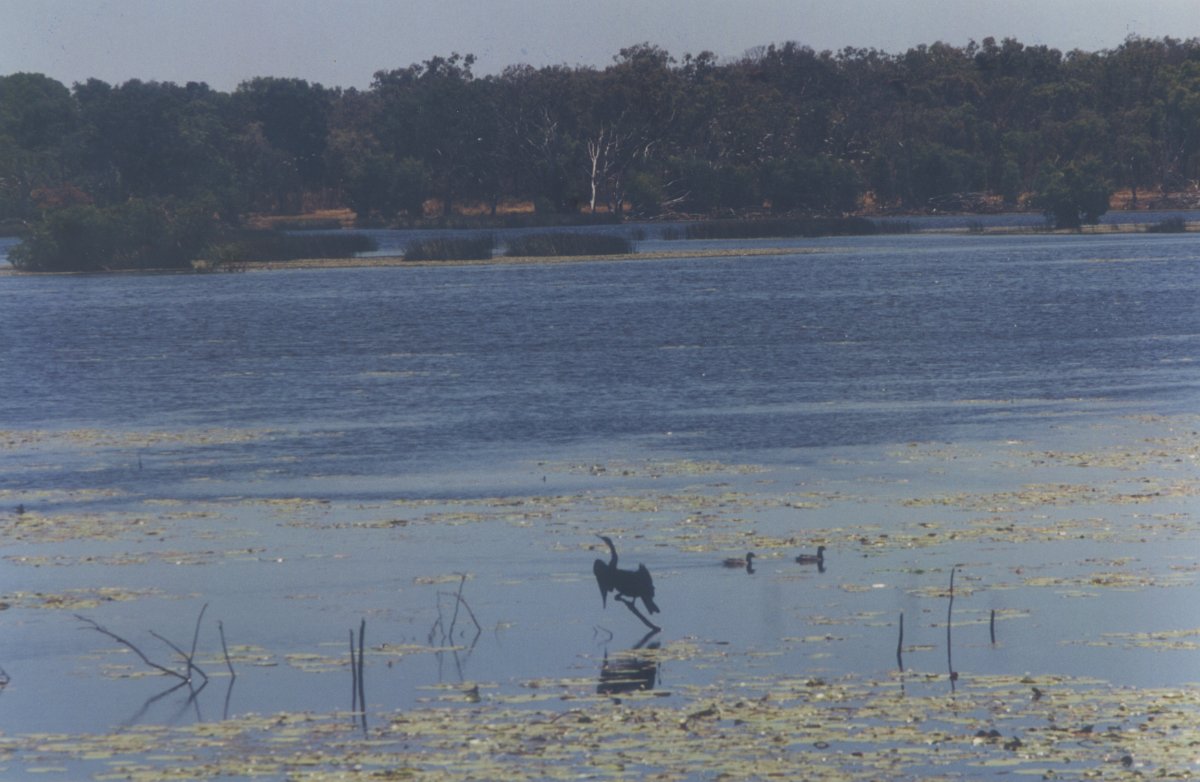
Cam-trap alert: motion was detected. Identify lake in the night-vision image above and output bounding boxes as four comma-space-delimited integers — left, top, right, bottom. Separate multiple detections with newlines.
0, 229, 1197, 779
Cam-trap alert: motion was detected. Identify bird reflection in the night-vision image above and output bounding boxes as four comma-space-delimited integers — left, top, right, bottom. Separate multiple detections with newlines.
597, 629, 661, 695
723, 552, 756, 573
593, 535, 660, 620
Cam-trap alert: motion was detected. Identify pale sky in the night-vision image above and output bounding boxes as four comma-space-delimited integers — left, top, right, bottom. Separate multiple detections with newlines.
2, 0, 1198, 91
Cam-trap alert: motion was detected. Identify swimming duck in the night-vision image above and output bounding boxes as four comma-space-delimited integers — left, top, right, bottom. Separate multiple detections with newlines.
722, 552, 755, 568
795, 545, 826, 564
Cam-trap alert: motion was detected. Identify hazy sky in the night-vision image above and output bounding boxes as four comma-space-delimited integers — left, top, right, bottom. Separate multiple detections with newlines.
3, 0, 1199, 91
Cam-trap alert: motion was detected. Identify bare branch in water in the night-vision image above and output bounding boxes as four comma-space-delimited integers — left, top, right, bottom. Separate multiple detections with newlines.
189, 603, 208, 662
76, 615, 187, 681
150, 630, 208, 685
218, 620, 236, 679
616, 595, 661, 632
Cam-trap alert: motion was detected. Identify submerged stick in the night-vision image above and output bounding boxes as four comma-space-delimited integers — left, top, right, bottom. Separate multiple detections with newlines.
946, 567, 957, 686
350, 628, 360, 712
434, 575, 482, 643
357, 619, 367, 719
189, 603, 209, 663
990, 609, 996, 645
447, 575, 466, 638
76, 615, 187, 681
218, 620, 236, 679
896, 612, 904, 670
150, 630, 209, 684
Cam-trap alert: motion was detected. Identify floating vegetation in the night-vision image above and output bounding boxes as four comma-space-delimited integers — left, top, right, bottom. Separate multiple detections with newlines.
3, 672, 1196, 780
1, 510, 168, 543
5, 586, 162, 610
556, 458, 770, 478
3, 414, 1197, 778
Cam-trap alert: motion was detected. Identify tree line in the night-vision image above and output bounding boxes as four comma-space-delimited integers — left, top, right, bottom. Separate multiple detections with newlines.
2, 35, 1200, 269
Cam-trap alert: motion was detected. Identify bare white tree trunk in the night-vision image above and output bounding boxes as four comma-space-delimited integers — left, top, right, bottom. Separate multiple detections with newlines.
587, 129, 606, 213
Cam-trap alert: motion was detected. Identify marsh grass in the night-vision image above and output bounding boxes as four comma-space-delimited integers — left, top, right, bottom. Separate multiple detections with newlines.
1145, 216, 1188, 233
678, 217, 910, 240
504, 232, 634, 257
210, 230, 377, 262
403, 235, 496, 261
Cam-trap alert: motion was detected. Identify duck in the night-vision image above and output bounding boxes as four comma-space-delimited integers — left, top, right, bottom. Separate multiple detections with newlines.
795, 545, 826, 564
722, 552, 756, 572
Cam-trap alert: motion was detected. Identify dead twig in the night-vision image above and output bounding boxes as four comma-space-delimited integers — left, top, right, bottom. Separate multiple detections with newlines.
150, 630, 208, 685
218, 620, 236, 679
76, 614, 187, 681
616, 595, 660, 633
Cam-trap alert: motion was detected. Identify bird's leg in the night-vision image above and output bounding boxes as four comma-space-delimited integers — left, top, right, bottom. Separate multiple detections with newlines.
615, 595, 660, 633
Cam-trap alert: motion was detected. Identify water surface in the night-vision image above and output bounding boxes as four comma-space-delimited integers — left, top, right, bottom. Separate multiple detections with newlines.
0, 231, 1197, 761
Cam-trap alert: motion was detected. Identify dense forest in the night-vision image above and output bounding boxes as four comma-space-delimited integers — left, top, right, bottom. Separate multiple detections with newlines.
3, 36, 1200, 270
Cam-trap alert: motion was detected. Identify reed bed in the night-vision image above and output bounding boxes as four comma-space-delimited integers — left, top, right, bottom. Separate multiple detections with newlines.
403, 235, 495, 261
677, 217, 910, 240
211, 231, 377, 262
504, 232, 633, 257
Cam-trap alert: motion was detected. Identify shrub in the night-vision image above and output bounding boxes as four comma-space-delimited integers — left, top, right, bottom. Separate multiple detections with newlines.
504, 232, 633, 257
1031, 160, 1111, 229
403, 235, 495, 261
10, 198, 222, 272
208, 231, 377, 262
1145, 216, 1187, 233
677, 217, 896, 240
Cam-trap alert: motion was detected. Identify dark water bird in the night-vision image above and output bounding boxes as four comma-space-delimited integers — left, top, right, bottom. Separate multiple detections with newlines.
593, 535, 660, 615
723, 552, 756, 573
795, 545, 826, 565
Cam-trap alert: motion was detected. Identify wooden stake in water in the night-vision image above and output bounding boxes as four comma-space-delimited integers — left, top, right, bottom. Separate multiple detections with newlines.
990, 609, 996, 645
946, 567, 957, 687
896, 612, 904, 670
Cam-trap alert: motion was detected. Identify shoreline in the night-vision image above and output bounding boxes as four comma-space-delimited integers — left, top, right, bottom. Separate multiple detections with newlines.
0, 221, 1193, 276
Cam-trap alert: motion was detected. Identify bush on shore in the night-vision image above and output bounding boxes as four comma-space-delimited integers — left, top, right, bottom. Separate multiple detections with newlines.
676, 217, 907, 240
504, 232, 633, 257
9, 199, 221, 272
1144, 216, 1188, 233
209, 231, 377, 263
403, 235, 495, 261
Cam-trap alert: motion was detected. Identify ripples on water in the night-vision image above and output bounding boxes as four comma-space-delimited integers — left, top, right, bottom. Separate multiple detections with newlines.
3, 232, 1197, 499
0, 230, 1197, 742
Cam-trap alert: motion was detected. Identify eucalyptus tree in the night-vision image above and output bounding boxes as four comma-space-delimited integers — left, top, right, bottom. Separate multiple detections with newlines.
371, 53, 493, 217
580, 44, 683, 217
234, 77, 335, 211
0, 72, 82, 220
71, 78, 236, 211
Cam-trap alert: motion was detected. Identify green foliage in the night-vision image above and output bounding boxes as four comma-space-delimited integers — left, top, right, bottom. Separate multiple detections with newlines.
669, 158, 758, 212
504, 232, 633, 257
9, 198, 221, 272
762, 157, 862, 213
1145, 216, 1188, 233
5, 35, 1200, 233
403, 235, 494, 261
681, 217, 894, 240
207, 230, 377, 262
623, 172, 664, 217
1031, 160, 1112, 229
